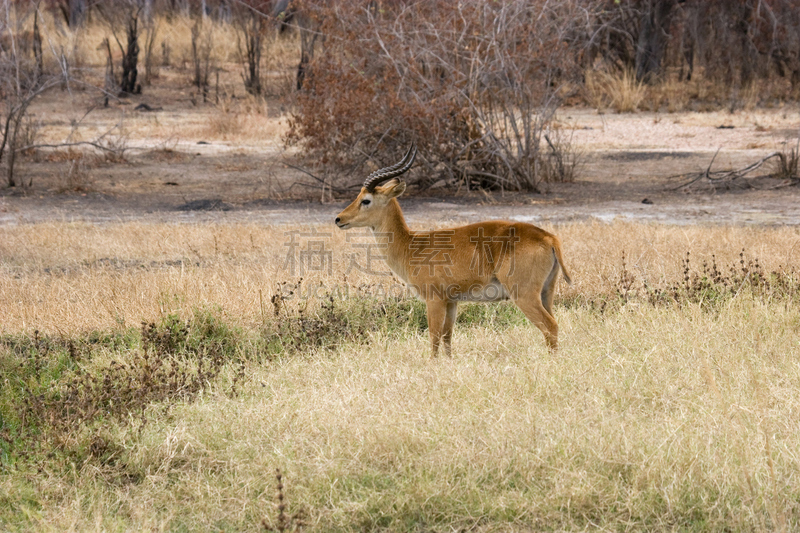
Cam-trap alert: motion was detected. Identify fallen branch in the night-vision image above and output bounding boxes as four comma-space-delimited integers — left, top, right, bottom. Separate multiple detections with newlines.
16, 141, 125, 154
671, 150, 799, 191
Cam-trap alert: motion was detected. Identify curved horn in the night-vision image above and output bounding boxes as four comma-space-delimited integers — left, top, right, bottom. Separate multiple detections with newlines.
363, 144, 417, 192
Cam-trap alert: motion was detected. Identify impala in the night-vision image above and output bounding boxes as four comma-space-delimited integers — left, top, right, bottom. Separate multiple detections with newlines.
335, 145, 571, 355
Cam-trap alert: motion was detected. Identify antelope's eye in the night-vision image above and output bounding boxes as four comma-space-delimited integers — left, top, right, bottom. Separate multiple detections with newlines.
360, 199, 371, 206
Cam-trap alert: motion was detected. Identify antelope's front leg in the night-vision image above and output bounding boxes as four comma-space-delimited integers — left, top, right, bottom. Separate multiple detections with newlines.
425, 298, 449, 357
441, 301, 458, 357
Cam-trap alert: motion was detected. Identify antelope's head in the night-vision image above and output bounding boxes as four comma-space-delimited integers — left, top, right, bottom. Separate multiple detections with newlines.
335, 145, 416, 230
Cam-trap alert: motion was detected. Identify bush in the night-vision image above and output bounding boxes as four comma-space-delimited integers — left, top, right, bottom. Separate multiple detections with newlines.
0, 311, 245, 464
286, 0, 586, 192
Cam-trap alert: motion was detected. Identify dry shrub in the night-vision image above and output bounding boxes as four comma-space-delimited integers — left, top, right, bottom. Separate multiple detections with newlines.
540, 128, 582, 183
287, 0, 586, 192
58, 154, 94, 192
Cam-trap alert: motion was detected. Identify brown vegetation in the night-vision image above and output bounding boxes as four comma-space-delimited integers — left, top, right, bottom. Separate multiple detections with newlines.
2, 1, 798, 195
286, 0, 800, 191
286, 0, 586, 192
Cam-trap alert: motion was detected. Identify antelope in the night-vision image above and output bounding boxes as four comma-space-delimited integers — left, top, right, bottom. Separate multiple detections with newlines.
335, 145, 571, 355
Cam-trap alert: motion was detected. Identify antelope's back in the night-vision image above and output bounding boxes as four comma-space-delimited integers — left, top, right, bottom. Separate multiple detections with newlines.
406, 221, 557, 282
454, 220, 558, 262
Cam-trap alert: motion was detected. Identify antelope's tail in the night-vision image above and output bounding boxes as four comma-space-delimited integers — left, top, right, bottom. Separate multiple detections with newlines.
552, 238, 572, 285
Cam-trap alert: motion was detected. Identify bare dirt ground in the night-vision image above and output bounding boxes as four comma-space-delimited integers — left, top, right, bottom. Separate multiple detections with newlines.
1, 76, 799, 227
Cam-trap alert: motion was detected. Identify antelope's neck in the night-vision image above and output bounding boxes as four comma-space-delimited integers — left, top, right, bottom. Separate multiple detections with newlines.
372, 198, 412, 282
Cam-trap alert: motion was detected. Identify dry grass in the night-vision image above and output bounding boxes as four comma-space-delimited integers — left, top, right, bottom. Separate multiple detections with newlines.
134, 300, 799, 531
1, 221, 798, 333
581, 66, 797, 114
2, 221, 800, 531
92, 96, 288, 147
585, 69, 647, 113
4, 298, 800, 530
646, 77, 692, 113
202, 94, 287, 142
20, 10, 297, 74
8, 11, 296, 149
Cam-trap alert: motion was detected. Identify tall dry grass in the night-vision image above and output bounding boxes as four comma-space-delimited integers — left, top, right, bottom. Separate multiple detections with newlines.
2, 220, 800, 531
18, 10, 291, 72
1, 220, 798, 333
585, 69, 647, 113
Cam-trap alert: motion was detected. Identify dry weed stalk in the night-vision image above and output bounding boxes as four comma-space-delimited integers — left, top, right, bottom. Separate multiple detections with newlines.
263, 468, 305, 532
610, 248, 800, 311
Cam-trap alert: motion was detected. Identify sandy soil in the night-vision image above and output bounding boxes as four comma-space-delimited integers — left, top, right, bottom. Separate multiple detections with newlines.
1, 81, 799, 227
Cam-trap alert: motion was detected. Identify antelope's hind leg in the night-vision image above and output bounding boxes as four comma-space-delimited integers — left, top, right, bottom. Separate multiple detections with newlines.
500, 255, 560, 351
513, 295, 559, 351
541, 258, 561, 316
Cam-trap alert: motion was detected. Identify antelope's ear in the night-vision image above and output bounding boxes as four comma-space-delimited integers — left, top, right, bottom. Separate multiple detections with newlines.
377, 179, 406, 198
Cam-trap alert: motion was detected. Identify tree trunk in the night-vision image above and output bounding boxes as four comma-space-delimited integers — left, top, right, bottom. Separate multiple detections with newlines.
70, 0, 87, 28
120, 11, 140, 94
296, 16, 319, 91
33, 11, 43, 80
635, 0, 676, 82
242, 14, 262, 95
736, 2, 755, 88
